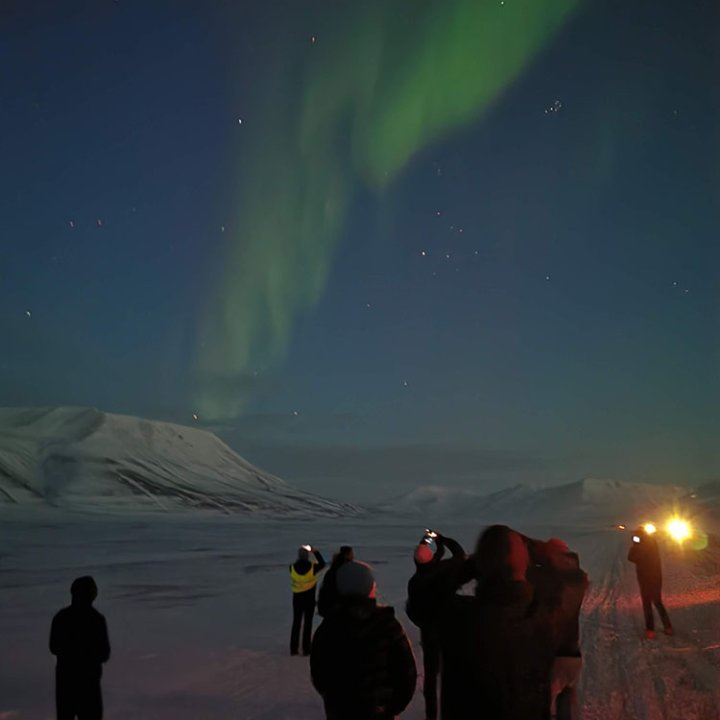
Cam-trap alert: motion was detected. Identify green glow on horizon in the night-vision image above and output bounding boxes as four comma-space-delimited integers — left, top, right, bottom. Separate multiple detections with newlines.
196, 0, 580, 418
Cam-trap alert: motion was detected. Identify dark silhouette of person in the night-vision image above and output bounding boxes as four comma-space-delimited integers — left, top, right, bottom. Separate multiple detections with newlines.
49, 576, 111, 720
411, 524, 558, 720
628, 527, 672, 639
311, 560, 417, 720
526, 538, 588, 720
406, 530, 466, 720
317, 545, 354, 618
290, 545, 326, 655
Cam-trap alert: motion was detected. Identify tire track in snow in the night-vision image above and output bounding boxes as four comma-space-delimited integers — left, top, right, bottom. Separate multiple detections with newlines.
578, 531, 720, 720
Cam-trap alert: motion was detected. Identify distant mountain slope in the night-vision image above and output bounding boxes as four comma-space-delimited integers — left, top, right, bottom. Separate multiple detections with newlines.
0, 407, 357, 517
380, 477, 691, 526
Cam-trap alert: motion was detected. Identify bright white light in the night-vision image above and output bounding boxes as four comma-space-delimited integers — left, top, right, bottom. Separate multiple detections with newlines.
643, 523, 657, 535
666, 517, 691, 542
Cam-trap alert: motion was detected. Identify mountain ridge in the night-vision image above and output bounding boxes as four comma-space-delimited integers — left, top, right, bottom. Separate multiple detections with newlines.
0, 406, 358, 517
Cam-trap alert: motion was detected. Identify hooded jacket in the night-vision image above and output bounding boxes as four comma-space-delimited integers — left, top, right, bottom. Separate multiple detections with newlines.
311, 597, 417, 720
50, 602, 110, 680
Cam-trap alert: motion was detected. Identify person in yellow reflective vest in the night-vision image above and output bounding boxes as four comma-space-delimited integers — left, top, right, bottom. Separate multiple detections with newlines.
290, 545, 326, 655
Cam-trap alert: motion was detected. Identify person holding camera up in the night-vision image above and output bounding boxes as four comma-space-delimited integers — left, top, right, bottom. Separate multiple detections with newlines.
410, 524, 558, 720
406, 529, 467, 720
628, 526, 672, 639
289, 544, 326, 656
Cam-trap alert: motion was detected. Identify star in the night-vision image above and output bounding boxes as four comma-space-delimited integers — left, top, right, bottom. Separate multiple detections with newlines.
96, 219, 104, 227
220, 225, 225, 232
435, 210, 442, 217
238, 118, 243, 125
402, 380, 409, 387
293, 410, 299, 416
545, 275, 551, 281
68, 220, 75, 229
310, 35, 317, 45
25, 310, 32, 318
192, 413, 199, 421
420, 250, 427, 257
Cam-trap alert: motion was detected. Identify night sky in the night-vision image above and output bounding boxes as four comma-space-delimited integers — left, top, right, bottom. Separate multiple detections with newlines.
2, 0, 719, 500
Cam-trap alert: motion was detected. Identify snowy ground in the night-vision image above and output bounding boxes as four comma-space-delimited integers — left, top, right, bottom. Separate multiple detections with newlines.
2, 510, 719, 720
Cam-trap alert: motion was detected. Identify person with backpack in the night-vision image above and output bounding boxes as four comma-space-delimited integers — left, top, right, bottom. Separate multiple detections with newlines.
311, 560, 417, 719
290, 545, 326, 655
49, 576, 111, 720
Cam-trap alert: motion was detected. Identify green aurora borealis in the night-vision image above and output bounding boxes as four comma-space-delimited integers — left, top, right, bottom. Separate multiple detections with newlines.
196, 0, 580, 418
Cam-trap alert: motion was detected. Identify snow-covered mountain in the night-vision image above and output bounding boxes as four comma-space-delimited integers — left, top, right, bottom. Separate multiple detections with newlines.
380, 477, 691, 526
0, 407, 358, 517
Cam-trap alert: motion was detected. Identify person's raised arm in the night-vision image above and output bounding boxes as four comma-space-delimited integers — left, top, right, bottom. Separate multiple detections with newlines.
312, 548, 326, 573
438, 534, 465, 559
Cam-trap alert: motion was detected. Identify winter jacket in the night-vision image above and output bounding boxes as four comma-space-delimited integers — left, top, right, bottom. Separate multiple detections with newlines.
290, 551, 326, 596
318, 557, 350, 618
50, 604, 111, 681
413, 559, 556, 720
528, 554, 588, 657
406, 538, 471, 630
311, 598, 417, 720
628, 537, 662, 595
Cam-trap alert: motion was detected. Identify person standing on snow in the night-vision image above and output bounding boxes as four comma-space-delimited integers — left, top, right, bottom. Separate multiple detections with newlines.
290, 545, 326, 656
49, 576, 111, 720
413, 524, 557, 720
406, 530, 466, 720
311, 560, 417, 720
317, 545, 354, 618
628, 527, 672, 639
526, 538, 588, 720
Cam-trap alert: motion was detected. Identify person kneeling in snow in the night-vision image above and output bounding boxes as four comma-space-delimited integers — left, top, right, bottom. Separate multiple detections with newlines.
311, 561, 417, 720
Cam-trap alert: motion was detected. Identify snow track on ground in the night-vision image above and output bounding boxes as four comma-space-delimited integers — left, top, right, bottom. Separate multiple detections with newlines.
579, 531, 720, 720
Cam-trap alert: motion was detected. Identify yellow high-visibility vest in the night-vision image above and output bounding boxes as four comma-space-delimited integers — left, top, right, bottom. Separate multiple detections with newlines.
290, 564, 317, 594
